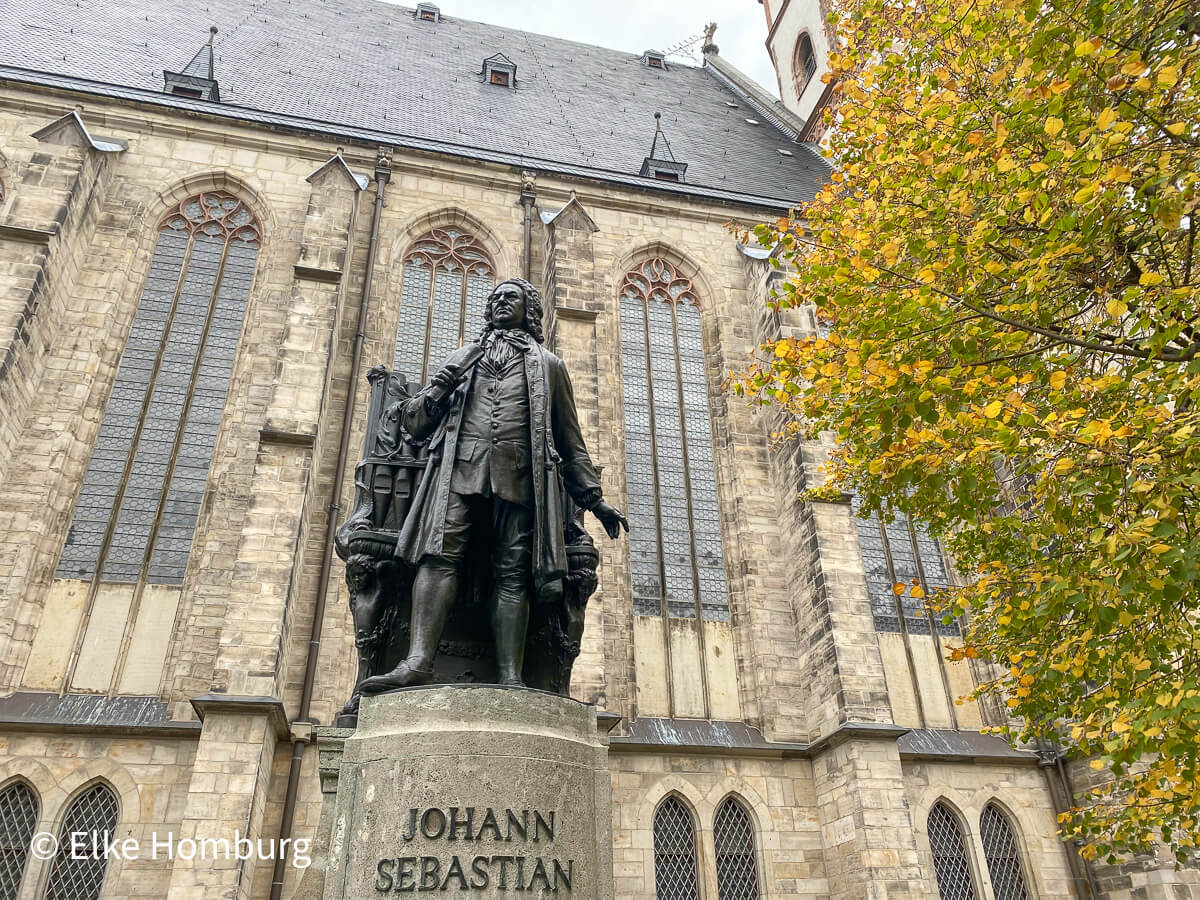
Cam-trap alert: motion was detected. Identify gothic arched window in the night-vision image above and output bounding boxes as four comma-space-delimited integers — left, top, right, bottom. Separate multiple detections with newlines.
713, 796, 761, 900
57, 191, 260, 586
851, 496, 958, 635
620, 258, 730, 621
653, 796, 700, 900
393, 227, 495, 385
0, 781, 39, 900
980, 804, 1031, 900
793, 33, 817, 96
44, 782, 119, 900
928, 802, 979, 900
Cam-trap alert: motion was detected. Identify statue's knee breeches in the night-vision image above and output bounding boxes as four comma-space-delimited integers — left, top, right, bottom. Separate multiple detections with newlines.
491, 500, 533, 581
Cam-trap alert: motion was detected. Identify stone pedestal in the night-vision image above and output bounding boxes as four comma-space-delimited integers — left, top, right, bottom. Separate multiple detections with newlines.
322, 685, 613, 899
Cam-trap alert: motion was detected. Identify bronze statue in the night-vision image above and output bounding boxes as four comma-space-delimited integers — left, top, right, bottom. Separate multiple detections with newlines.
334, 279, 626, 723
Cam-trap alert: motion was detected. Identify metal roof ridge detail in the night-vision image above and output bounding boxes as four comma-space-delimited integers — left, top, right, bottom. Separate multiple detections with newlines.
306, 152, 370, 190
31, 109, 127, 152
703, 50, 806, 141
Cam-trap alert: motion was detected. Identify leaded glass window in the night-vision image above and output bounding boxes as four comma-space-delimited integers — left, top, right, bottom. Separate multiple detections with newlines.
851, 496, 957, 635
393, 227, 495, 385
0, 781, 38, 900
620, 258, 730, 621
713, 797, 760, 900
43, 782, 119, 900
928, 802, 978, 900
653, 796, 700, 900
980, 804, 1031, 900
56, 191, 260, 586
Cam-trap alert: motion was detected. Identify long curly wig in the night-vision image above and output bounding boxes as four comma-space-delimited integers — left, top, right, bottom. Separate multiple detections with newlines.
481, 277, 545, 344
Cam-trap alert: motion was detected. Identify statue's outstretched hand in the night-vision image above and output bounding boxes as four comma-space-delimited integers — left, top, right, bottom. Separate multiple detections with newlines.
592, 500, 629, 539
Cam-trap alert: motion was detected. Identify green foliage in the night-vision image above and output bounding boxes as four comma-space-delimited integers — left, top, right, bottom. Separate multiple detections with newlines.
740, 0, 1200, 863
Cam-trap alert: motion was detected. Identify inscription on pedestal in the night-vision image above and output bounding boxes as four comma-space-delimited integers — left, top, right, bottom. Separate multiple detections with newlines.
373, 808, 574, 893
322, 687, 612, 900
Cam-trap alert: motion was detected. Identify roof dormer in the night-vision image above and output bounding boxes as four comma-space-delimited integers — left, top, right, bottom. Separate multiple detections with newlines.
163, 26, 220, 101
415, 3, 440, 22
481, 53, 517, 88
639, 112, 687, 182
642, 49, 667, 70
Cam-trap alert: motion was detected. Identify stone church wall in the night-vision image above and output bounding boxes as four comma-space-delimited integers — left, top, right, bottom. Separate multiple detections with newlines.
0, 81, 1139, 900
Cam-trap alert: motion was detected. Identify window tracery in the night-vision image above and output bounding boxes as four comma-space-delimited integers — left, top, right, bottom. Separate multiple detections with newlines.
619, 258, 730, 621
57, 191, 260, 586
393, 227, 496, 385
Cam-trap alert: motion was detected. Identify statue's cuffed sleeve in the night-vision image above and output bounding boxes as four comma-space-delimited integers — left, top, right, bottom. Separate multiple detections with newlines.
549, 355, 603, 509
401, 390, 447, 442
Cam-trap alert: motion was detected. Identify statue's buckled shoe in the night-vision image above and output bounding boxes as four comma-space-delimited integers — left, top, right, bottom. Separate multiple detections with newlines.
358, 660, 435, 695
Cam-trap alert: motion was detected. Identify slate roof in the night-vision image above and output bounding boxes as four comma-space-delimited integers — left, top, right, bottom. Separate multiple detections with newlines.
0, 0, 829, 208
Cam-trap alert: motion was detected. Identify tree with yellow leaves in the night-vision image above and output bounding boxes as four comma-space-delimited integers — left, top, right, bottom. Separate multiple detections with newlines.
739, 0, 1199, 864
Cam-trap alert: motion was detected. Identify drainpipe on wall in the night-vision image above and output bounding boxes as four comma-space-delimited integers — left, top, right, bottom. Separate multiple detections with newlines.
268, 145, 392, 900
519, 170, 536, 280
1035, 741, 1100, 899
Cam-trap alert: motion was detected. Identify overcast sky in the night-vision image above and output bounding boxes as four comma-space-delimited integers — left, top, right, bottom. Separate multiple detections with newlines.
397, 0, 782, 99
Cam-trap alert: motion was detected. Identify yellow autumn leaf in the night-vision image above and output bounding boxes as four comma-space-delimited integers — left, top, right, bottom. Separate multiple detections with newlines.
1106, 298, 1128, 318
1166, 122, 1186, 136
1090, 759, 1105, 770
1049, 371, 1067, 391
984, 400, 1003, 418
1107, 164, 1133, 183
1073, 184, 1097, 203
911, 584, 926, 599
1157, 66, 1179, 88
1096, 108, 1117, 130
1139, 271, 1165, 286
1045, 117, 1064, 137
893, 582, 906, 595
996, 154, 1015, 173
1074, 40, 1096, 57
1054, 457, 1074, 474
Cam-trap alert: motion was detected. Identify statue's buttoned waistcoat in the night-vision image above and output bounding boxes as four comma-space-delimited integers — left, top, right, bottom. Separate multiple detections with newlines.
450, 353, 532, 504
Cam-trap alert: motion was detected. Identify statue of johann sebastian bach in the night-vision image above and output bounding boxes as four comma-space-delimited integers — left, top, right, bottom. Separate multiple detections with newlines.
356, 278, 628, 693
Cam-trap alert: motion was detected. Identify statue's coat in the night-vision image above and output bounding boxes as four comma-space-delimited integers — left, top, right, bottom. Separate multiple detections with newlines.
395, 340, 602, 601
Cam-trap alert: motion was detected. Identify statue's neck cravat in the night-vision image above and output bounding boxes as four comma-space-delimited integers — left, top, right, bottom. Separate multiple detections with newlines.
482, 328, 532, 369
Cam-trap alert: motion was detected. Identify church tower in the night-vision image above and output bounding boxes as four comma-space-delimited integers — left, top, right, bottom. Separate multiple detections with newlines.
760, 0, 835, 127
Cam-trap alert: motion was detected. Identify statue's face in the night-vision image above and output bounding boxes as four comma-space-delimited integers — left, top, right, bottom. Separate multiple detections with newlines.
490, 282, 527, 331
